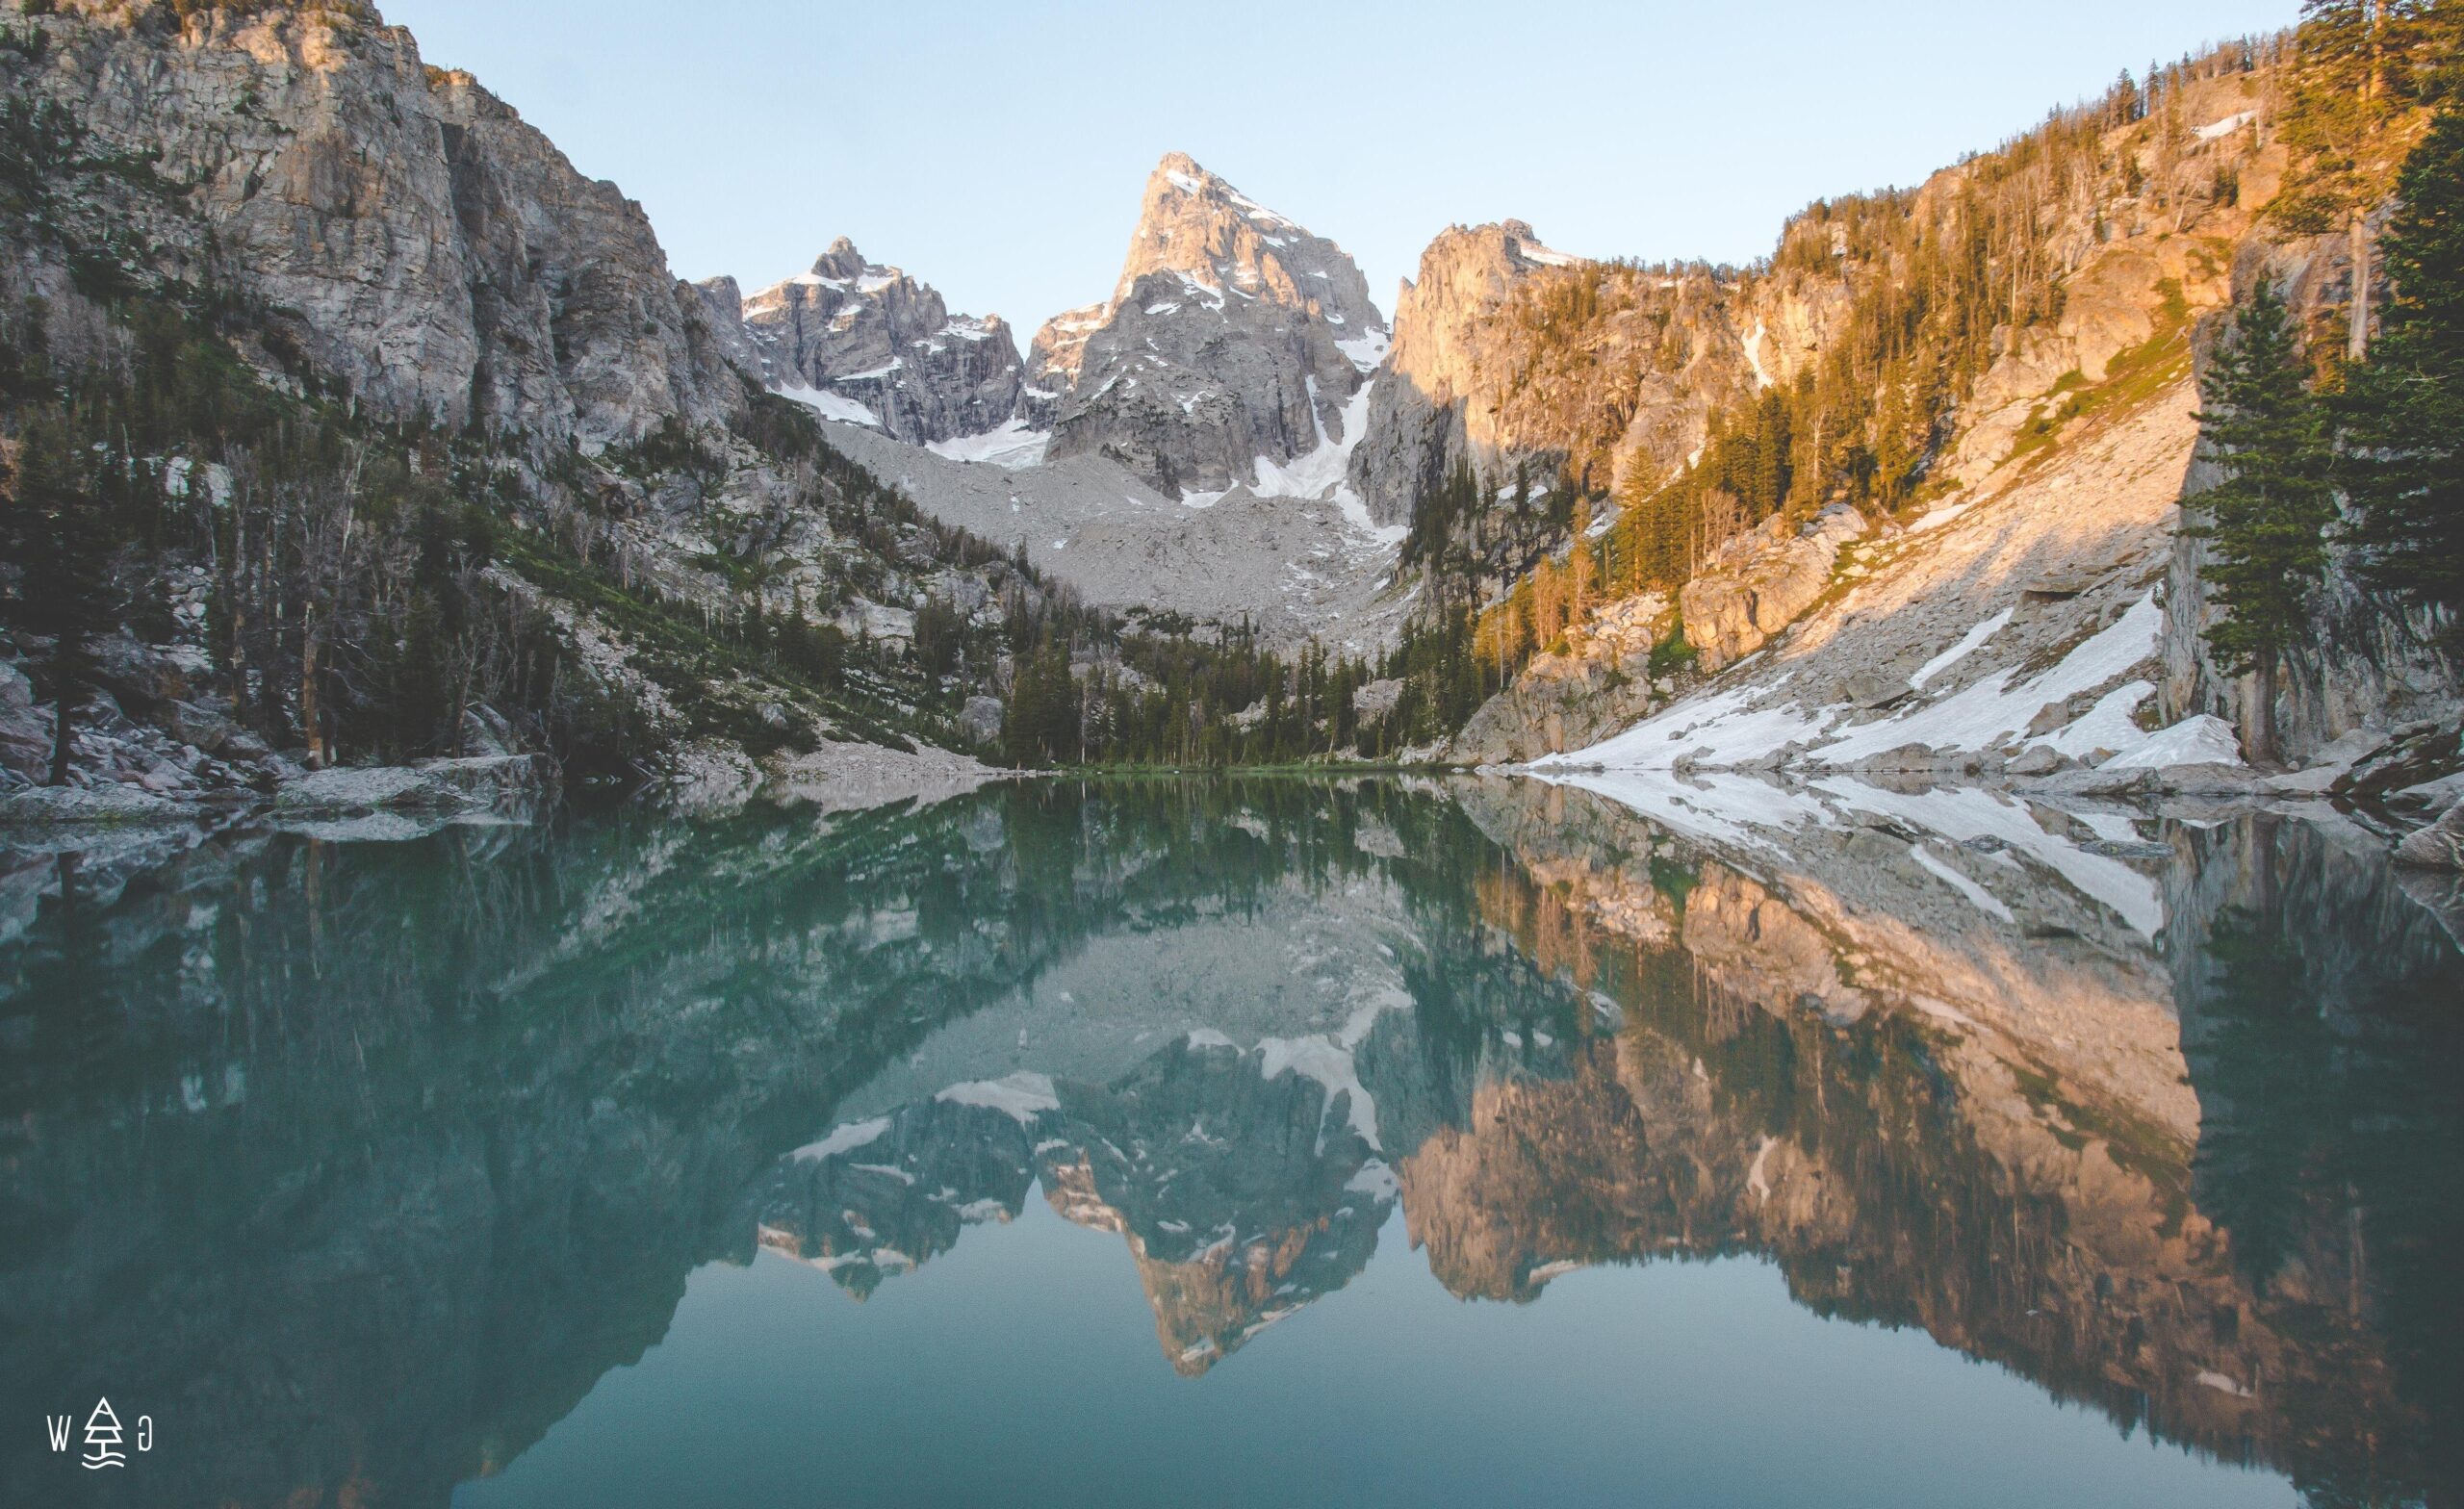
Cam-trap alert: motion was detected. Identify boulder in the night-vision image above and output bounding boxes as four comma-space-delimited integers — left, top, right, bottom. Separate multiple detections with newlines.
2157, 761, 2265, 794
0, 663, 50, 781
161, 698, 268, 762
273, 765, 469, 815
0, 783, 191, 825
415, 754, 553, 806
2337, 721, 2461, 800
1850, 742, 1982, 775
2395, 772, 2464, 812
958, 695, 1005, 748
2393, 805, 2464, 871
460, 703, 521, 758
2007, 744, 2072, 778
90, 634, 194, 713
1839, 667, 1913, 711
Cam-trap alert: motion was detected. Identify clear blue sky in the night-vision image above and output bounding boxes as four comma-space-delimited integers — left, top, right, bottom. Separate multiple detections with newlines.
381, 0, 2297, 337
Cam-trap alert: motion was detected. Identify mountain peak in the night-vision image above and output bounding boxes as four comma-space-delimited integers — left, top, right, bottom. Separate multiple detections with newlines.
735, 240, 1028, 445
815, 236, 869, 278
1112, 154, 1377, 330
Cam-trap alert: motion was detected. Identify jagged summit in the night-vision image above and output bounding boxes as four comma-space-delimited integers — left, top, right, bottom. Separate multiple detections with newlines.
1037, 152, 1390, 498
1108, 152, 1384, 331
723, 238, 1031, 444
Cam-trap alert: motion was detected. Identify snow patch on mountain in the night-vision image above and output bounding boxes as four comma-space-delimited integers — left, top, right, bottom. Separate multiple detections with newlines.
927, 418, 1050, 469
1545, 595, 2173, 772
936, 1072, 1061, 1124
778, 382, 879, 428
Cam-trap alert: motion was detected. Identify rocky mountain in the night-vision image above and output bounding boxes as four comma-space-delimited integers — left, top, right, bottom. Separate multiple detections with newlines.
0, 0, 1109, 797
26, 0, 744, 454
1348, 221, 1779, 529
1025, 299, 1106, 401
718, 238, 1033, 445
1040, 152, 1388, 497
1436, 44, 2458, 793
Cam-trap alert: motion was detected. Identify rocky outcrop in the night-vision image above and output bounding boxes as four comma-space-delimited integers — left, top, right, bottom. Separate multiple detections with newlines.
24, 2, 748, 452
2160, 242, 2460, 767
1042, 153, 1386, 497
2396, 805, 2464, 870
1348, 221, 1774, 527
729, 238, 1031, 444
1024, 299, 1105, 416
1677, 503, 1865, 672
1449, 593, 1676, 762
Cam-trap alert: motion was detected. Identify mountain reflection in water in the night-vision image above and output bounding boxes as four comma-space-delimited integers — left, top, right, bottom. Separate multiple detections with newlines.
0, 777, 2456, 1508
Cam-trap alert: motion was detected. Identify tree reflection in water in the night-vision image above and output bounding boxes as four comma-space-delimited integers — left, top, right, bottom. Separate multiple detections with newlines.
0, 778, 2454, 1507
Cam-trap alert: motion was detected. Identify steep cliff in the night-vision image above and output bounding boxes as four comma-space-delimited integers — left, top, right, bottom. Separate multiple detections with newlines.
1349, 221, 1786, 529
26, 0, 745, 451
1041, 153, 1387, 497
0, 0, 1062, 787
729, 237, 1032, 445
2160, 232, 2461, 764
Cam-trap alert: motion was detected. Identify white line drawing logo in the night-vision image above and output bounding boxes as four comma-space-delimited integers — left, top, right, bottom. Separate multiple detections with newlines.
43, 1397, 149, 1469
80, 1396, 125, 1470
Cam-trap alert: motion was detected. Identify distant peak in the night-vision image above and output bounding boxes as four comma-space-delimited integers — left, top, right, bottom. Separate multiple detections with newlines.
813, 237, 870, 279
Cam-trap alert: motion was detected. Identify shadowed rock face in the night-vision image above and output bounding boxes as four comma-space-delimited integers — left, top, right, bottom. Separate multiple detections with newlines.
1040, 153, 1386, 497
2158, 228, 2461, 766
2, 778, 2456, 1506
726, 239, 1032, 446
18, 4, 747, 452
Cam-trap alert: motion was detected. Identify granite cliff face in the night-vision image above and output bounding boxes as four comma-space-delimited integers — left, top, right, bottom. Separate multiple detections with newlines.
2160, 231, 2461, 765
27, 0, 746, 452
1348, 220, 1786, 528
1447, 63, 2451, 772
727, 238, 1031, 445
1040, 153, 1387, 497
0, 0, 1078, 782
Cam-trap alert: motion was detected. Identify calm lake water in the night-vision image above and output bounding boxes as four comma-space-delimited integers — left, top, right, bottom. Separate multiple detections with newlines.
1, 776, 2457, 1508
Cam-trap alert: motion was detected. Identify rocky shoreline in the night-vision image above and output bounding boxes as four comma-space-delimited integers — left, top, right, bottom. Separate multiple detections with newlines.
0, 728, 1015, 842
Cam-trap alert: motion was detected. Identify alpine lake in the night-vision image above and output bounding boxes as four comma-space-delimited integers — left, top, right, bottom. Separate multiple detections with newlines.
2, 773, 2458, 1508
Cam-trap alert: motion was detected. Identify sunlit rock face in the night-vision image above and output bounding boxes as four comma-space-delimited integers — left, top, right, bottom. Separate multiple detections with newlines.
1040, 154, 1387, 497
2, 779, 2457, 1506
20, 5, 749, 452
1433, 779, 2461, 1495
1348, 220, 1774, 529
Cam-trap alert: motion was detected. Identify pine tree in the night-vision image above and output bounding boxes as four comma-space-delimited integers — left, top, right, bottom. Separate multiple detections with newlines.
2277, 0, 2450, 359
2185, 283, 2337, 763
2341, 107, 2464, 623
11, 411, 110, 785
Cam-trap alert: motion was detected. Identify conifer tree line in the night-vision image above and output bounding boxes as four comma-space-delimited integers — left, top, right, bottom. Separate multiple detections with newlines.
991, 601, 1503, 768
2187, 1, 2463, 761
1436, 35, 2287, 680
